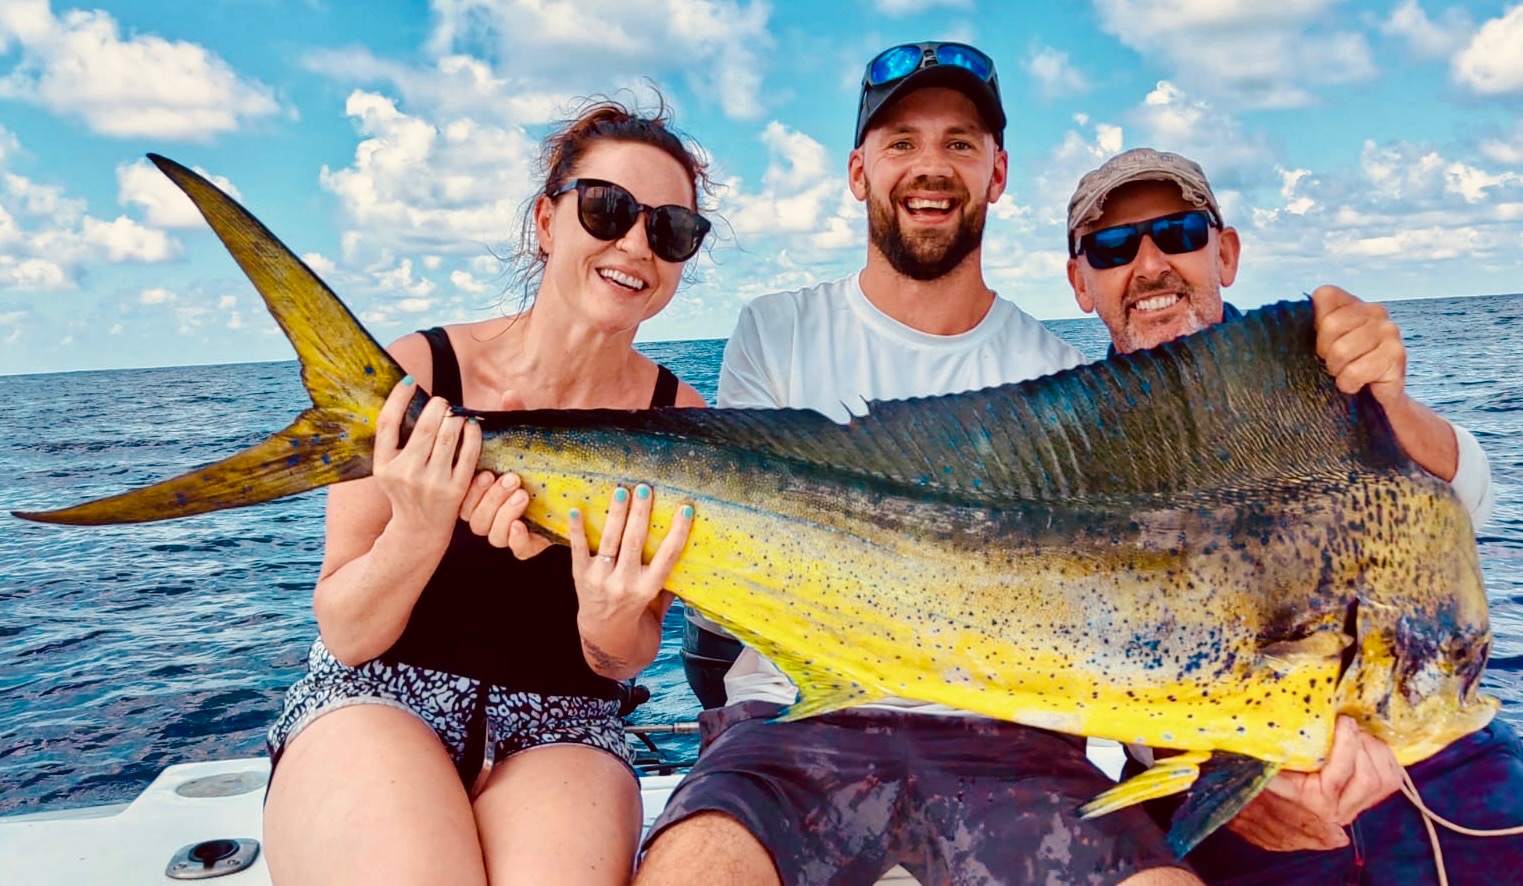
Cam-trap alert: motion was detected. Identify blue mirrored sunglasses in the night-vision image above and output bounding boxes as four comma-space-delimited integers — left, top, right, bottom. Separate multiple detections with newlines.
866, 42, 995, 87
1075, 210, 1218, 270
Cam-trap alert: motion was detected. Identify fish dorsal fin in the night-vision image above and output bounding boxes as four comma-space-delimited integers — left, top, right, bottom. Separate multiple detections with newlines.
488, 300, 1405, 506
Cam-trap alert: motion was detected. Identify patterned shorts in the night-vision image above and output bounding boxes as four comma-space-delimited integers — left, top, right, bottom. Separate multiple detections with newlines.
267, 639, 633, 792
643, 701, 1187, 886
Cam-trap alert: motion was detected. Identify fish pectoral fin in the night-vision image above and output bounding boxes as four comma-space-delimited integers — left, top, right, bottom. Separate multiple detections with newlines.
1079, 749, 1212, 820
1259, 629, 1351, 676
772, 664, 882, 722
1165, 752, 1280, 858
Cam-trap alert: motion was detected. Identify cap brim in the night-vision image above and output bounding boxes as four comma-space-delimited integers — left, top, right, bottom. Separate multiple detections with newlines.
857, 65, 1006, 147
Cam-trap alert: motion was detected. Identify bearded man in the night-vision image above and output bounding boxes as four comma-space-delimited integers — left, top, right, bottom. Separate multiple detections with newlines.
641, 41, 1202, 886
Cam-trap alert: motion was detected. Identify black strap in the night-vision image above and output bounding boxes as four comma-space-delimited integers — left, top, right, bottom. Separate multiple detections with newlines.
423, 327, 674, 410
419, 327, 463, 404
650, 364, 679, 408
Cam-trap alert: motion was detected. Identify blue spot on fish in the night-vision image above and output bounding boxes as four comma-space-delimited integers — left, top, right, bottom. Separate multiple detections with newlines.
287, 455, 301, 467
364, 365, 375, 375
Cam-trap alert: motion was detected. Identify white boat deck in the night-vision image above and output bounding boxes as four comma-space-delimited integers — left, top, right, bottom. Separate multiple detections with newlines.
0, 742, 1126, 884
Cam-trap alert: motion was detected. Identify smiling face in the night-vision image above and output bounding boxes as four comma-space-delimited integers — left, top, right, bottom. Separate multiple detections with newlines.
536, 140, 697, 331
850, 87, 1007, 281
1067, 179, 1241, 354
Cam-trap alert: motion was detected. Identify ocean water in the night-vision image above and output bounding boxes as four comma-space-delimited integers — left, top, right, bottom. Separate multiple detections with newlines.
1, 294, 1520, 815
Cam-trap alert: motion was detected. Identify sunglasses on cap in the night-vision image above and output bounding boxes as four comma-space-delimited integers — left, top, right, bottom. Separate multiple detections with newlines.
1074, 209, 1219, 270
866, 42, 996, 87
549, 178, 711, 263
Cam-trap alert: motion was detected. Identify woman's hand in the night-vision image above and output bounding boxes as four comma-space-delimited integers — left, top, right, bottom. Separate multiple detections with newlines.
458, 471, 553, 559
455, 388, 553, 559
567, 483, 695, 678
371, 377, 481, 548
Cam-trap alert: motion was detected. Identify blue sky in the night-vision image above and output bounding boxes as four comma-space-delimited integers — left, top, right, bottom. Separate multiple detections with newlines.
2, 0, 1522, 375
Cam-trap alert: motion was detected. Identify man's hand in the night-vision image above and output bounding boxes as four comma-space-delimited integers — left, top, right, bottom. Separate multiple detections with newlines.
1227, 716, 1404, 851
1311, 285, 1407, 409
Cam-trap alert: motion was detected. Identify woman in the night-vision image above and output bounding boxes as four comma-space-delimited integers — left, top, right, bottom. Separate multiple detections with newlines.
263, 96, 712, 885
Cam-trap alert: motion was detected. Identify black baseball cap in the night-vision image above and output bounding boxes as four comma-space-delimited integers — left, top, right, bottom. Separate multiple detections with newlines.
854, 42, 1006, 149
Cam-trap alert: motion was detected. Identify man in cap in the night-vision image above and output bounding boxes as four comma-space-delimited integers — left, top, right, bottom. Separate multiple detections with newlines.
638, 44, 1202, 886
1066, 147, 1523, 883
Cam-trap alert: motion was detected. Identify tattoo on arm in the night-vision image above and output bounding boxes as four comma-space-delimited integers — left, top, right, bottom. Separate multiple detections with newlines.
583, 638, 628, 674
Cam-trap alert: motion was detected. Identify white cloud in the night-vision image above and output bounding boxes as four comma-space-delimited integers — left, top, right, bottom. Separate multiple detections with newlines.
1130, 82, 1277, 184
0, 0, 281, 140
1480, 122, 1523, 165
139, 286, 177, 305
1379, 0, 1474, 60
1026, 47, 1090, 99
417, 0, 774, 119
319, 90, 538, 256
873, 0, 972, 14
450, 268, 491, 294
118, 159, 241, 228
1092, 0, 1376, 108
1453, 4, 1523, 95
0, 136, 180, 290
724, 122, 860, 254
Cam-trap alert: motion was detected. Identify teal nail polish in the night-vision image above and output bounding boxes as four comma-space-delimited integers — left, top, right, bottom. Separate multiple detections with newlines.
614, 487, 628, 503
681, 504, 694, 519
401, 374, 414, 386
636, 484, 650, 500
569, 508, 580, 520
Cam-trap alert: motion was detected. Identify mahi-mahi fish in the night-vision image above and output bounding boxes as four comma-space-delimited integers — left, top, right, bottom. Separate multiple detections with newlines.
12, 156, 1498, 855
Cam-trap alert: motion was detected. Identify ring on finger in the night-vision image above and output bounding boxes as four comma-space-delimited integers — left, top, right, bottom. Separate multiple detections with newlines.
598, 554, 615, 563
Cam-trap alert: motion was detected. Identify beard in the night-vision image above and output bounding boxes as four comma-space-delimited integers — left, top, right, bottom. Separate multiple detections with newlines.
867, 176, 986, 281
1112, 270, 1217, 354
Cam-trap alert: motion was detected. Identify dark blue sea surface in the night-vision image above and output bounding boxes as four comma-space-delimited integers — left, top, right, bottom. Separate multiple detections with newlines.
1, 294, 1520, 815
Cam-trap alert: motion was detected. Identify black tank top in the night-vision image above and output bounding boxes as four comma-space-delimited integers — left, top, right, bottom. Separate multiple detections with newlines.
379, 327, 681, 698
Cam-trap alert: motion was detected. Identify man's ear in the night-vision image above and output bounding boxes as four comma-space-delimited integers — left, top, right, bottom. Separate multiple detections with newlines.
848, 148, 868, 201
987, 146, 1008, 203
1068, 257, 1095, 314
1216, 225, 1241, 288
534, 194, 555, 254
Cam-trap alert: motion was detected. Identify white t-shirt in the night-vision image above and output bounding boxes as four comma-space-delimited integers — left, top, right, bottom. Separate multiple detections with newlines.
714, 271, 1086, 712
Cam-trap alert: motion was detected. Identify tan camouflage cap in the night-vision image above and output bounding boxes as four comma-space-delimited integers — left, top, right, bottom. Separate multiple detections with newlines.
1066, 148, 1222, 255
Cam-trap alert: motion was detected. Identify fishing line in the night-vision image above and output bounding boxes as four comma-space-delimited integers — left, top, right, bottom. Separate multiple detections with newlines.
1400, 766, 1523, 886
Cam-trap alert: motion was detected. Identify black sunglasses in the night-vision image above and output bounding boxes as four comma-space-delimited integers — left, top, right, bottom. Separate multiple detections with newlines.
1074, 209, 1219, 270
550, 178, 710, 263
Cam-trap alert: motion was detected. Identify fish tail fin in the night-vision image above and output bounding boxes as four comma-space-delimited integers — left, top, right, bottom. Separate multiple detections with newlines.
12, 154, 405, 526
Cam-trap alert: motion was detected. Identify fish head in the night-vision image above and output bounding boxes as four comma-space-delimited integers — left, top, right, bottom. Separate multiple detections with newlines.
1342, 499, 1498, 764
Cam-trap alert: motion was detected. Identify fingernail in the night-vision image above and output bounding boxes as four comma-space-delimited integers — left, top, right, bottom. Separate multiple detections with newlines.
614, 487, 628, 503
569, 508, 580, 520
681, 504, 694, 519
636, 484, 650, 500
401, 374, 414, 386
500, 474, 515, 487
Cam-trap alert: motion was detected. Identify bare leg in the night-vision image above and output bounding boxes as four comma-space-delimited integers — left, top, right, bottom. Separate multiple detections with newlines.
473, 744, 641, 885
263, 705, 486, 886
634, 811, 780, 886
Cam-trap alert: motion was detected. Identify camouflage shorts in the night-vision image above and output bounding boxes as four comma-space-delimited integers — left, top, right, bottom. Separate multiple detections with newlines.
642, 701, 1188, 885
